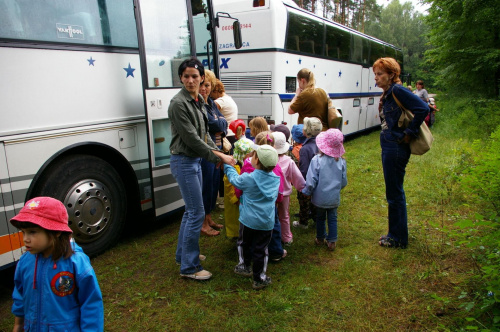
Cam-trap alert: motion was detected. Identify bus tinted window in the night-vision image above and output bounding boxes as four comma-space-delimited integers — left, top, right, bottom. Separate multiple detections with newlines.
350, 34, 364, 63
0, 0, 137, 47
325, 25, 350, 60
370, 42, 385, 64
286, 12, 324, 55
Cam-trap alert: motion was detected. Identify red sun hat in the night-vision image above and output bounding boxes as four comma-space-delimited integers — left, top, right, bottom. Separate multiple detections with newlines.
229, 119, 246, 135
10, 197, 72, 233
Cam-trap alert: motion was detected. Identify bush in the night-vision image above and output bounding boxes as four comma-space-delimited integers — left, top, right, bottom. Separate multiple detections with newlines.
454, 125, 500, 329
438, 97, 500, 140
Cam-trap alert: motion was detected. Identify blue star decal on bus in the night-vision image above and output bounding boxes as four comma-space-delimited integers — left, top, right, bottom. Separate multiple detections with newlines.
87, 57, 95, 66
124, 63, 135, 78
356, 81, 359, 87
338, 70, 342, 77
298, 58, 302, 64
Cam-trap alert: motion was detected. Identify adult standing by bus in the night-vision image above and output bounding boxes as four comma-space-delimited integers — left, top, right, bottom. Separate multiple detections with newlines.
199, 70, 227, 237
415, 80, 429, 104
211, 79, 238, 145
169, 58, 235, 280
373, 58, 429, 249
288, 68, 329, 130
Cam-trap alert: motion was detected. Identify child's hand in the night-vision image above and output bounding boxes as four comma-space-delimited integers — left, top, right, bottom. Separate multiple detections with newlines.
13, 316, 24, 332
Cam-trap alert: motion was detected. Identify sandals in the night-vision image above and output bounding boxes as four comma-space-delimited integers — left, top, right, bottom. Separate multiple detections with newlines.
201, 227, 220, 236
209, 222, 224, 230
378, 236, 407, 249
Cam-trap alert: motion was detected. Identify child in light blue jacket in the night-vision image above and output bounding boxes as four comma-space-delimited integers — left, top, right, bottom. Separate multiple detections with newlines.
224, 144, 280, 290
302, 129, 347, 251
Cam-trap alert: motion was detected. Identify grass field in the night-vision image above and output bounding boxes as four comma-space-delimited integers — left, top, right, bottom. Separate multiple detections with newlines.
0, 121, 482, 331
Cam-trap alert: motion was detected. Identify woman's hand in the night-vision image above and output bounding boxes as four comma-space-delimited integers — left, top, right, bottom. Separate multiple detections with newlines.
212, 150, 235, 166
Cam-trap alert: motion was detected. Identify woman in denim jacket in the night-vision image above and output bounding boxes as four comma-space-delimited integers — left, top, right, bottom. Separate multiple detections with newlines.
373, 58, 429, 248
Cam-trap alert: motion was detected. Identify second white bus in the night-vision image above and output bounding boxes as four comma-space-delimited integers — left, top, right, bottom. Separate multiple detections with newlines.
213, 0, 403, 135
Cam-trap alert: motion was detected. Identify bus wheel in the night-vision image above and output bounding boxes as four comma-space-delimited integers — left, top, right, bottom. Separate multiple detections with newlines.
32, 154, 127, 257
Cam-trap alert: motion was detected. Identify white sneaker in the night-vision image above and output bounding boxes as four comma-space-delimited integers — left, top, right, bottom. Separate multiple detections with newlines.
292, 220, 308, 229
180, 269, 212, 280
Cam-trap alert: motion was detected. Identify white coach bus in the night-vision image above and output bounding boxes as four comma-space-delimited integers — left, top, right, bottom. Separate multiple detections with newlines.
213, 0, 403, 135
0, 0, 241, 269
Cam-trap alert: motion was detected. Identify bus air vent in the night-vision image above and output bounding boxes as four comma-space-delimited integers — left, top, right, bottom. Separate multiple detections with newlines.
221, 72, 272, 92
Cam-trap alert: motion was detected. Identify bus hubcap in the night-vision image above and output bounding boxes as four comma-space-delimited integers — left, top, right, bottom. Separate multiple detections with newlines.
64, 180, 111, 242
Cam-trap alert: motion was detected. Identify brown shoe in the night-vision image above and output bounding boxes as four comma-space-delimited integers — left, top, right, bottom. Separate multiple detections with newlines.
315, 238, 326, 246
327, 241, 336, 251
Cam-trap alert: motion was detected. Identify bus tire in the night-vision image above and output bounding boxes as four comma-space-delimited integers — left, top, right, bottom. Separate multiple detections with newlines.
32, 154, 127, 257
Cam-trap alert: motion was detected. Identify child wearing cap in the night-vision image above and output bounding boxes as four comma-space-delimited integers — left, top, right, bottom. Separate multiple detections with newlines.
302, 129, 348, 251
291, 124, 306, 163
223, 137, 254, 239
271, 131, 305, 246
293, 117, 323, 229
238, 131, 287, 262
224, 143, 280, 290
10, 197, 104, 332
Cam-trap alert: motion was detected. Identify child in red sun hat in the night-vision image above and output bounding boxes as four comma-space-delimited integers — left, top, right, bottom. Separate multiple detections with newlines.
10, 197, 104, 332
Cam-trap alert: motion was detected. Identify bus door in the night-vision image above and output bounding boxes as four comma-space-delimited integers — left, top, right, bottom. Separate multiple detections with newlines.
134, 0, 219, 217
0, 144, 24, 269
358, 67, 370, 130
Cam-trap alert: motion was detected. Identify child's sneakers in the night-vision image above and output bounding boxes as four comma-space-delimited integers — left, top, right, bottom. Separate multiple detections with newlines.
283, 239, 293, 247
234, 264, 252, 277
292, 220, 308, 229
270, 249, 287, 262
252, 276, 272, 290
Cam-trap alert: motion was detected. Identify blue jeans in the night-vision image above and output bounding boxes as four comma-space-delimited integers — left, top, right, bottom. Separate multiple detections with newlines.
316, 207, 338, 243
380, 131, 411, 245
201, 158, 220, 215
268, 207, 284, 259
170, 154, 205, 274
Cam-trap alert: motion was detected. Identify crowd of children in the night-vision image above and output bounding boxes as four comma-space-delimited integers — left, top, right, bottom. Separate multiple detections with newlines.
7, 116, 346, 330
221, 115, 348, 289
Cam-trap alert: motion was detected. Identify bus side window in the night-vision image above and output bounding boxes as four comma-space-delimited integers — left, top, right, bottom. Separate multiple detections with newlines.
0, 0, 137, 48
0, 0, 24, 38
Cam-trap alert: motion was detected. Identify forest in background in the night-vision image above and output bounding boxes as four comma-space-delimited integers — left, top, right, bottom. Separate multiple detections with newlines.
295, 0, 500, 329
292, 0, 500, 98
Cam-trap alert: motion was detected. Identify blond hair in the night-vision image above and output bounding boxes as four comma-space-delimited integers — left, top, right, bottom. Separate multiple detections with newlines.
204, 69, 217, 90
297, 68, 316, 91
249, 117, 268, 137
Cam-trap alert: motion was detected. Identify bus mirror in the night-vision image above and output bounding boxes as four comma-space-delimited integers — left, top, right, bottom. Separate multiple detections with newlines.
233, 21, 242, 49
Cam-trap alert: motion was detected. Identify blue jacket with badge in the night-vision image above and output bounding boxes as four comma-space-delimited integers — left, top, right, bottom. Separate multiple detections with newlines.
12, 241, 104, 331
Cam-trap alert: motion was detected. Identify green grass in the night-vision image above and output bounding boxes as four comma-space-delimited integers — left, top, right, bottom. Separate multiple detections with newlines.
0, 120, 484, 331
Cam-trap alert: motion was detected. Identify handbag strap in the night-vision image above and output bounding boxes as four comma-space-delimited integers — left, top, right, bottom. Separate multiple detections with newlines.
392, 92, 409, 114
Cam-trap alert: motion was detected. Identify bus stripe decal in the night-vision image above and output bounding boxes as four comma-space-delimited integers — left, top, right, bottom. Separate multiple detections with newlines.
0, 232, 23, 255
279, 92, 382, 102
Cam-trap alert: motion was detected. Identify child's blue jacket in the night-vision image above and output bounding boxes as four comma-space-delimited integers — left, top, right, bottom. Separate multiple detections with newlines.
224, 164, 280, 231
12, 241, 104, 331
303, 155, 347, 209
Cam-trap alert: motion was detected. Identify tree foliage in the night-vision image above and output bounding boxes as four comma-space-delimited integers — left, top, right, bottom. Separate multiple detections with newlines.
364, 0, 430, 86
424, 0, 500, 98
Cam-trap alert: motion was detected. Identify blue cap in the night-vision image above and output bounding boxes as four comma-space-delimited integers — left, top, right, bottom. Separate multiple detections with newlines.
291, 124, 306, 144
